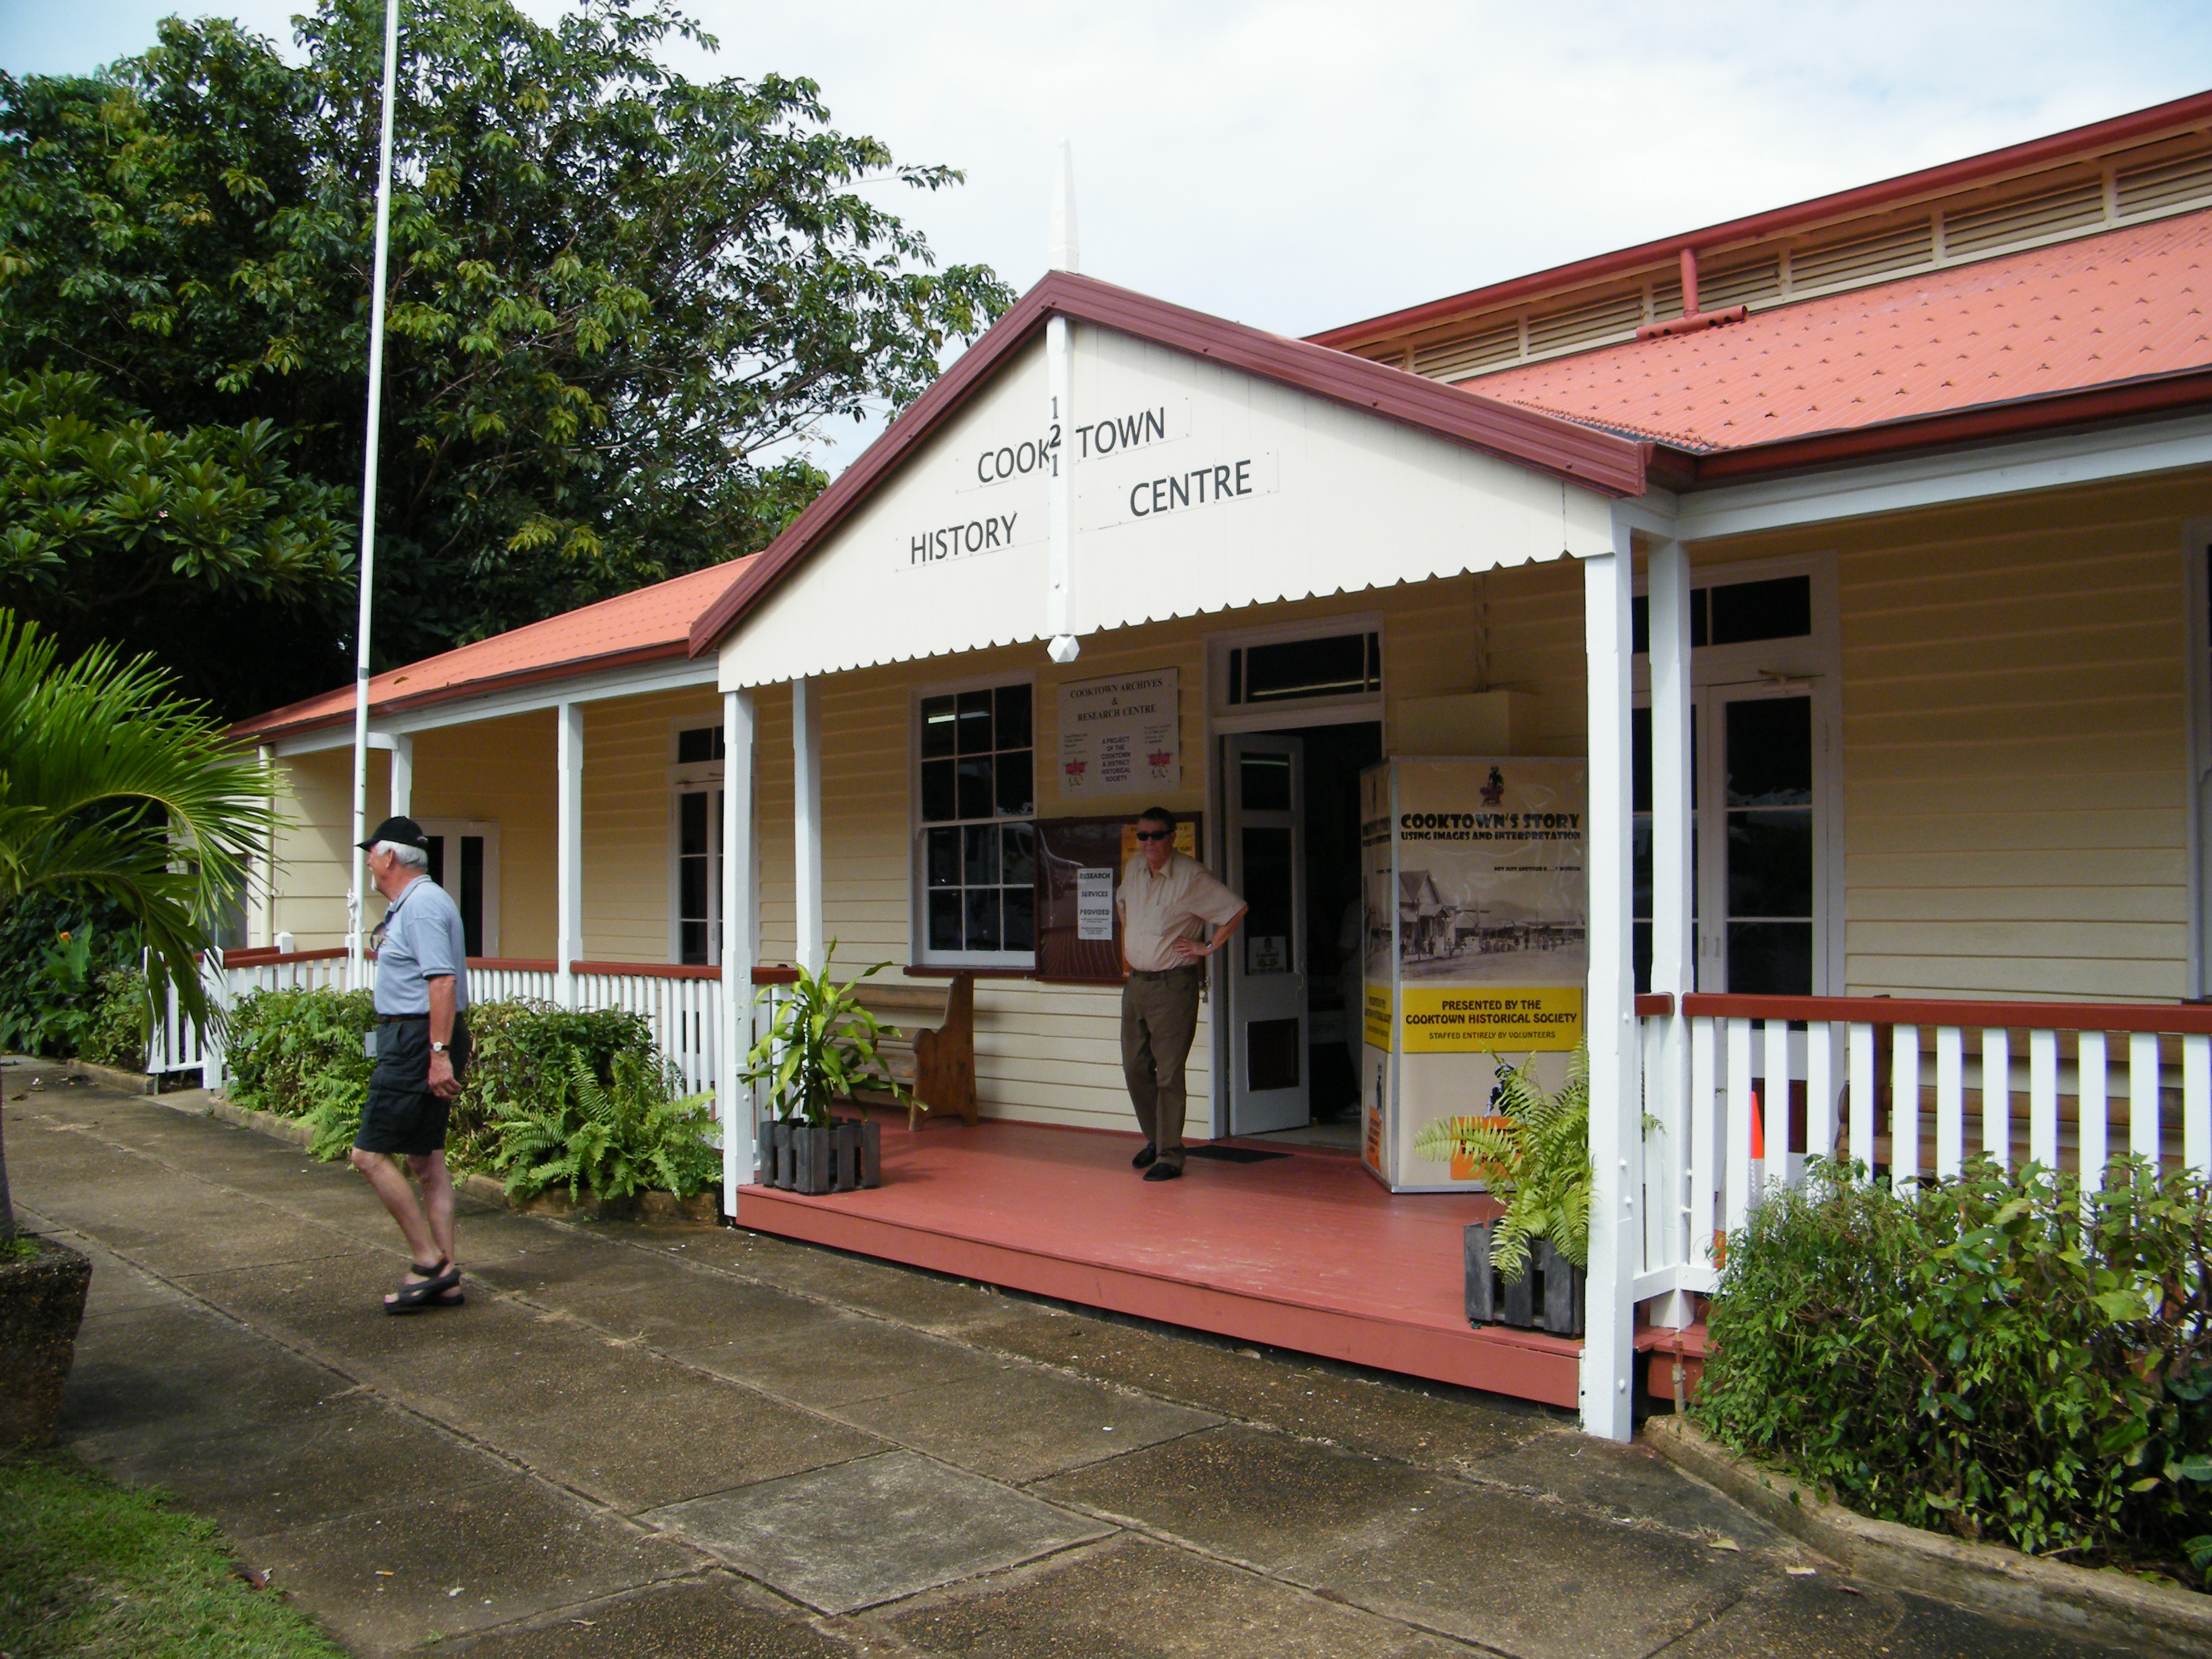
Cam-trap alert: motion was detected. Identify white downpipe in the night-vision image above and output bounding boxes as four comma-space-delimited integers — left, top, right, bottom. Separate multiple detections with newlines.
387, 732, 412, 820
1580, 528, 1638, 1443
255, 743, 277, 948
345, 0, 403, 993
555, 700, 583, 1008
793, 677, 825, 975
1646, 537, 1695, 1330
720, 686, 757, 1207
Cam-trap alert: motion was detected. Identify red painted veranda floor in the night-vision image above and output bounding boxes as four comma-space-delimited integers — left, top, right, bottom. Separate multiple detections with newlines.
736, 1114, 1587, 1409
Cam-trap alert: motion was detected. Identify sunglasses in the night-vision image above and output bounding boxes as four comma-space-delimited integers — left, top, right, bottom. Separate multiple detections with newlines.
1134, 829, 1171, 842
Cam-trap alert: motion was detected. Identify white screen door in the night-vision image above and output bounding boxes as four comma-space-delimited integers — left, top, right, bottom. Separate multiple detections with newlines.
1224, 734, 1307, 1133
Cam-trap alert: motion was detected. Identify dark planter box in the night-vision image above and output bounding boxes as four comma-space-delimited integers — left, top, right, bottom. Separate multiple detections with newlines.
768, 1117, 880, 1196
1464, 1221, 1584, 1338
1, 1236, 93, 1452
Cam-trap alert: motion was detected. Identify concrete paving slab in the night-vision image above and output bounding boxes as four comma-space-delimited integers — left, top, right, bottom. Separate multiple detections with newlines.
1035, 1423, 1455, 1566
466, 1232, 694, 1301
839, 1362, 1221, 1484
1666, 1572, 2150, 1658
977, 1309, 1557, 1468
683, 1226, 1041, 1336
438, 1576, 854, 1658
1462, 1427, 1800, 1547
236, 1470, 699, 1653
544, 1259, 840, 1351
647, 1450, 1111, 1615
875, 1533, 1480, 1659
682, 1303, 1024, 1407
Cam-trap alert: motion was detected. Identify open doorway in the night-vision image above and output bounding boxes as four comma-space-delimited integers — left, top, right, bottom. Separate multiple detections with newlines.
1221, 720, 1382, 1147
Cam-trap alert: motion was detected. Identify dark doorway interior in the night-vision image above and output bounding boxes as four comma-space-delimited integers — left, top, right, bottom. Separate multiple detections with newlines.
1284, 720, 1382, 1124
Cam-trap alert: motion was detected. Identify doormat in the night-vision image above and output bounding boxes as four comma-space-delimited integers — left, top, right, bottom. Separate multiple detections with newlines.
1186, 1145, 1290, 1164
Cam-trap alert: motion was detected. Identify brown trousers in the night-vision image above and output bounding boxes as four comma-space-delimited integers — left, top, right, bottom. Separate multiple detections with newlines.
1121, 965, 1202, 1164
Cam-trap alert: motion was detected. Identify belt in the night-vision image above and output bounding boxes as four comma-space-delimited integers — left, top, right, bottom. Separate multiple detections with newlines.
1128, 964, 1201, 980
375, 1013, 427, 1024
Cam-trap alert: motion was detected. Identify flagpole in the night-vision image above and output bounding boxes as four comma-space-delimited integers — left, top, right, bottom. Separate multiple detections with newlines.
347, 0, 402, 990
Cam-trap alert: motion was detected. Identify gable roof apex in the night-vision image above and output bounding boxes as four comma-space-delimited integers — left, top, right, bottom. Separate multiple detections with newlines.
686, 272, 1646, 659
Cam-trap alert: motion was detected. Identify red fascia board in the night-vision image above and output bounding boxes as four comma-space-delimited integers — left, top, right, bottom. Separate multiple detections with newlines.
1311, 89, 2212, 352
232, 638, 692, 743
688, 272, 1646, 657
1674, 366, 2212, 487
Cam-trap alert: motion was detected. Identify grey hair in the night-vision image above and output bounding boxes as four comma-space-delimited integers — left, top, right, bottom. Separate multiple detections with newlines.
375, 839, 430, 871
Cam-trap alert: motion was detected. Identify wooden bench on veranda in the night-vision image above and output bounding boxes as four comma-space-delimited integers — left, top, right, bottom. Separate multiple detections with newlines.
846, 974, 978, 1130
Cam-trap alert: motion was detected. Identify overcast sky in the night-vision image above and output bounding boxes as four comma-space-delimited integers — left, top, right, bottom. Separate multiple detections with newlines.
11, 1, 2212, 470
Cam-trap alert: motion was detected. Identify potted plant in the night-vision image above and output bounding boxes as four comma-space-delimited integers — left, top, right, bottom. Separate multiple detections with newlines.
1414, 1046, 1590, 1337
742, 948, 904, 1196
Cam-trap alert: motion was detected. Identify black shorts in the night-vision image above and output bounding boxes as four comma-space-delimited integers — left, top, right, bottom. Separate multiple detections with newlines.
355, 1014, 471, 1156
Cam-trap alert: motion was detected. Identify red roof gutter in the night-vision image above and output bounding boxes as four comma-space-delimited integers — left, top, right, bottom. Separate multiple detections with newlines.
1312, 89, 2212, 353
688, 271, 1646, 660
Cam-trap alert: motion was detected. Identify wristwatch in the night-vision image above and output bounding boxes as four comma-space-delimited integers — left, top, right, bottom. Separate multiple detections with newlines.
431, 1041, 450, 1054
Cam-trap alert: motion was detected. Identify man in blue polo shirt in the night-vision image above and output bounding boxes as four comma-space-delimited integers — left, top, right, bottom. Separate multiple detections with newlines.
349, 816, 473, 1313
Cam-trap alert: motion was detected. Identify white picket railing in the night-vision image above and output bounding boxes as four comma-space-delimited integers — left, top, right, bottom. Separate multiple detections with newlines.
1635, 993, 2212, 1312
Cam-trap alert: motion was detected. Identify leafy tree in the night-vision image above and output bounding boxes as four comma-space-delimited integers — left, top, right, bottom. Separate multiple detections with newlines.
0, 1, 1011, 715
0, 611, 279, 1238
0, 372, 355, 715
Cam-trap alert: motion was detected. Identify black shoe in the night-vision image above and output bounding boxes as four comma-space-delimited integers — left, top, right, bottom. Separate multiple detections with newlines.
1142, 1160, 1184, 1182
1131, 1143, 1158, 1169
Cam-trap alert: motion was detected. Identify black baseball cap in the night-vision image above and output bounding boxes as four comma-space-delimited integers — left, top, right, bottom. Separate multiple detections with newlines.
358, 816, 429, 852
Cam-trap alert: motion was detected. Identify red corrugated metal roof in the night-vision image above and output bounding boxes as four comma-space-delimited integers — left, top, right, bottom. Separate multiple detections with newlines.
235, 554, 757, 741
1473, 210, 2212, 453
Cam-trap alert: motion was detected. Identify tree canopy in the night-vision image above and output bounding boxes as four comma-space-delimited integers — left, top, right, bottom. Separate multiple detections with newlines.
0, 0, 1011, 716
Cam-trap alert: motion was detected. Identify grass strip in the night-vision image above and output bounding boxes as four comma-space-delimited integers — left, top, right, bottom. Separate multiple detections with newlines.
0, 1450, 346, 1659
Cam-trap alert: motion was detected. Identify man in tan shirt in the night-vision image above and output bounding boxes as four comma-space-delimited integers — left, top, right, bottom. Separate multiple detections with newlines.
1116, 806, 1247, 1180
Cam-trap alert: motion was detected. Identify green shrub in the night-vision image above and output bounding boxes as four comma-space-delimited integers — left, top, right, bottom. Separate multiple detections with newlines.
449, 1001, 655, 1151
223, 988, 375, 1119
78, 967, 151, 1070
0, 887, 137, 1057
1695, 1156, 2212, 1584
489, 1049, 717, 1201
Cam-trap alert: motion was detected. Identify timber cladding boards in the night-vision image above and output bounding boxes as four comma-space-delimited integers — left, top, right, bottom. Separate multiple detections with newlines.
266, 745, 369, 948
1710, 471, 2211, 1004
411, 711, 560, 960
579, 686, 723, 963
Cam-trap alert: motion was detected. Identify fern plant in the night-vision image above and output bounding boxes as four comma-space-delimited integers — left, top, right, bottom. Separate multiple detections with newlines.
489, 1049, 716, 1202
742, 946, 905, 1125
1413, 1046, 1590, 1282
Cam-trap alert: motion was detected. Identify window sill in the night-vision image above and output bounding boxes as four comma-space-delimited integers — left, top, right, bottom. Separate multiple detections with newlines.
904, 964, 1036, 979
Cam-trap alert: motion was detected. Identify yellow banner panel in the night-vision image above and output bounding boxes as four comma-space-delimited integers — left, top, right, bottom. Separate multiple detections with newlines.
1363, 982, 1392, 1050
1399, 986, 1582, 1053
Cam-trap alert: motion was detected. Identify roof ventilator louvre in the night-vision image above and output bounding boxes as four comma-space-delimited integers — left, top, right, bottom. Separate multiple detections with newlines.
1943, 178, 2106, 258
1695, 256, 1784, 312
1413, 320, 1521, 381
1525, 290, 1645, 358
2117, 152, 2212, 216
1789, 222, 1936, 293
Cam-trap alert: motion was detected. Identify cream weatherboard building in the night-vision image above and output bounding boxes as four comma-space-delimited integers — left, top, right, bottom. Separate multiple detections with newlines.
229, 92, 2212, 1436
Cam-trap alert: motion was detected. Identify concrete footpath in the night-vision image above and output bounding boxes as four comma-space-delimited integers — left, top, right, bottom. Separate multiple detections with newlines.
5, 1057, 2148, 1657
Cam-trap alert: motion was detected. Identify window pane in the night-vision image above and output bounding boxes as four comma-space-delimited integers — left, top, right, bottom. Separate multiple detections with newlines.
1632, 815, 1652, 919
1631, 594, 1649, 657
994, 683, 1031, 749
680, 856, 707, 922
1242, 826, 1294, 939
1000, 822, 1034, 885
926, 826, 960, 887
1634, 921, 1652, 996
964, 887, 1000, 951
1240, 752, 1293, 812
920, 695, 958, 759
1709, 576, 1811, 646
928, 890, 964, 951
921, 758, 957, 822
1002, 885, 1035, 951
1239, 633, 1372, 703
459, 836, 484, 959
1728, 920, 1812, 996
994, 748, 1033, 817
680, 919, 708, 963
679, 790, 709, 856
1726, 698, 1812, 806
957, 756, 994, 820
1632, 706, 1651, 814
677, 726, 722, 765
1727, 809, 1814, 917
964, 823, 998, 887
956, 688, 993, 754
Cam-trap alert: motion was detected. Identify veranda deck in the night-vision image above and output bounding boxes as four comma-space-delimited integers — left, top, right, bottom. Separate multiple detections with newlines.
736, 1114, 1588, 1408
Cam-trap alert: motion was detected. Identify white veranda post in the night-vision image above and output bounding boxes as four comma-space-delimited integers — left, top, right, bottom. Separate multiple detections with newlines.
555, 700, 583, 1008
720, 688, 757, 1206
1581, 529, 1638, 1441
1646, 536, 1696, 1331
793, 677, 825, 975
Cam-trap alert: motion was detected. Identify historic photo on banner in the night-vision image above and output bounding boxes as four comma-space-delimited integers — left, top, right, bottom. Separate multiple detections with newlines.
1358, 756, 1587, 1192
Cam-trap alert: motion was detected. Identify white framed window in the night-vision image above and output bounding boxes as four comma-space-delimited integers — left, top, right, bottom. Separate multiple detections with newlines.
417, 819, 501, 958
669, 720, 724, 965
912, 675, 1036, 967
1631, 552, 1842, 996
1207, 613, 1386, 727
